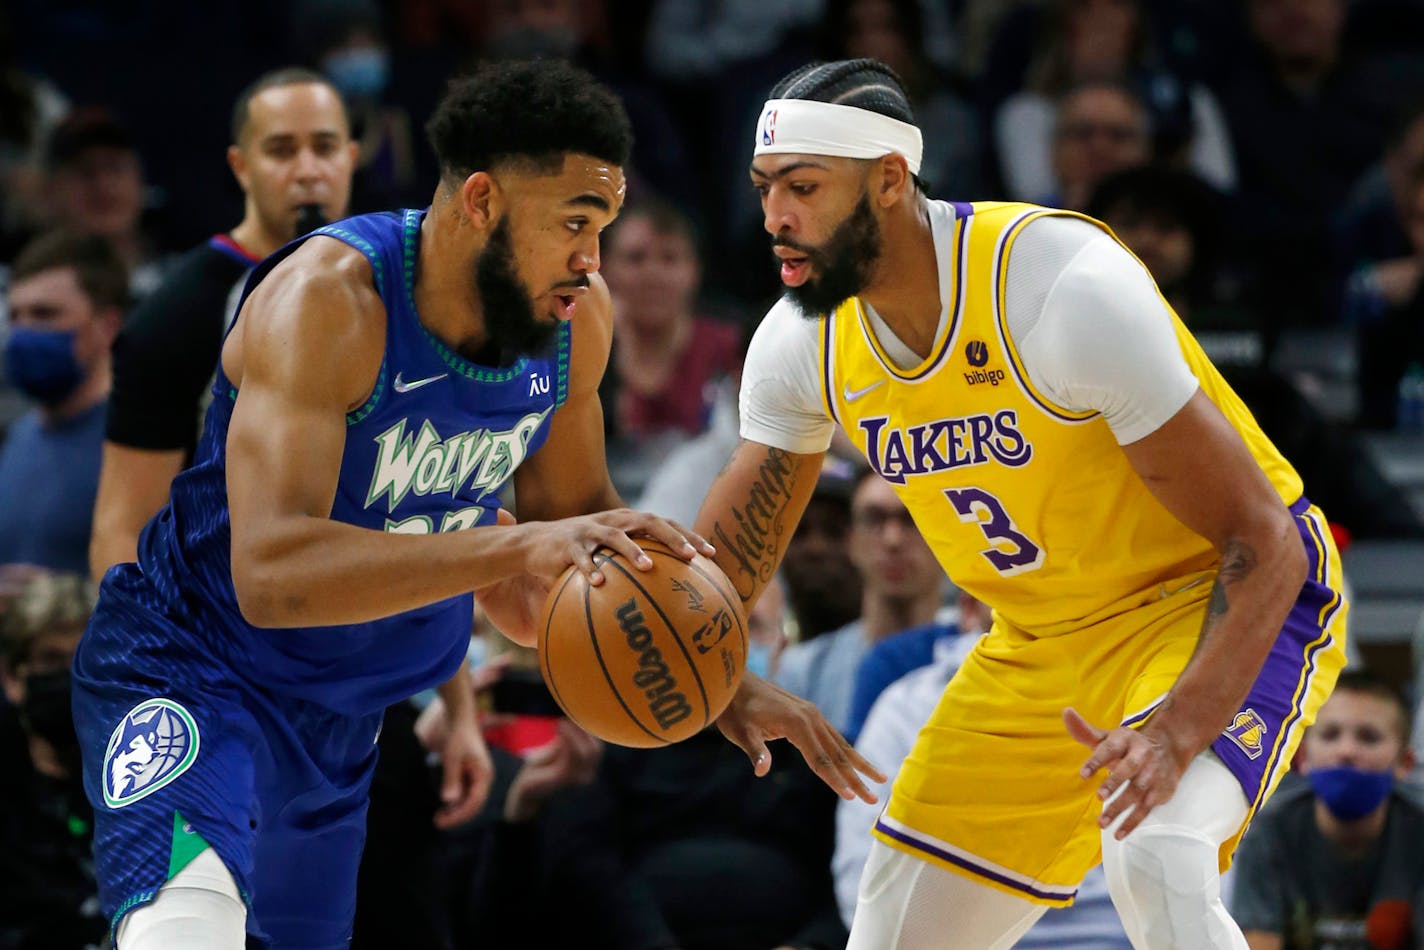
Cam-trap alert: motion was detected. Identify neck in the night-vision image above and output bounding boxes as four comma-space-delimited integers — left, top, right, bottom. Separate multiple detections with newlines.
28, 734, 68, 780
860, 588, 941, 642
413, 204, 490, 356
41, 366, 108, 425
858, 198, 942, 359
1315, 797, 1389, 854
229, 213, 288, 260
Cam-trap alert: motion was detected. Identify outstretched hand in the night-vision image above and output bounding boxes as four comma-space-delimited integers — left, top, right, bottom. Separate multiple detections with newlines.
717, 673, 887, 803
1064, 707, 1190, 839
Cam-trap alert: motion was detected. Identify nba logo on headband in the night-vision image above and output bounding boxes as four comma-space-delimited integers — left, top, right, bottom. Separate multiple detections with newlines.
761, 109, 778, 146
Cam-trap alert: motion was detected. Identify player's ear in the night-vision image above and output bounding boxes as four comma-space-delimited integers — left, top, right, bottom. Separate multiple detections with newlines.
460, 171, 501, 230
874, 153, 909, 207
227, 144, 249, 191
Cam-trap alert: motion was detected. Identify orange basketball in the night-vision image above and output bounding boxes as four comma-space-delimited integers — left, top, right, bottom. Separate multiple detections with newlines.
538, 539, 748, 747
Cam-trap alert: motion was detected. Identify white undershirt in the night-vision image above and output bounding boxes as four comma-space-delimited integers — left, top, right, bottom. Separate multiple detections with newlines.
739, 201, 1199, 454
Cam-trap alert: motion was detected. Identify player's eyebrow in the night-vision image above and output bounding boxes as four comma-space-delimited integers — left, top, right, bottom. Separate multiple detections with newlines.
749, 160, 833, 181
565, 193, 611, 211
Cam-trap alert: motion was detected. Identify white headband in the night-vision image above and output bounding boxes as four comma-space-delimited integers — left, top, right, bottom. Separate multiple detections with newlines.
753, 98, 923, 176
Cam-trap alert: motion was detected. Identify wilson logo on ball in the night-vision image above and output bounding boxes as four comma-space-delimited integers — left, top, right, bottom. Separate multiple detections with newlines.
615, 598, 694, 730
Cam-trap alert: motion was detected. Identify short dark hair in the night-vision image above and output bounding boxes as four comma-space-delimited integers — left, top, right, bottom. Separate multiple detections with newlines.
766, 58, 927, 193
608, 196, 701, 257
230, 67, 347, 144
11, 230, 130, 311
1330, 670, 1412, 744
44, 107, 135, 171
425, 59, 632, 183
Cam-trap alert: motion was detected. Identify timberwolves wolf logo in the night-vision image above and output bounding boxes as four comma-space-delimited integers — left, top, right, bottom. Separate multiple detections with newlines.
1224, 709, 1268, 760
102, 698, 200, 808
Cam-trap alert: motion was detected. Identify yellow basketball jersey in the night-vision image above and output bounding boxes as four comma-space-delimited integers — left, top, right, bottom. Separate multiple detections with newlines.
823, 202, 1303, 635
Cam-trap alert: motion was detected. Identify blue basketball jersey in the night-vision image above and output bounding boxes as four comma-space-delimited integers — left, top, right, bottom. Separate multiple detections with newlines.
132, 209, 569, 714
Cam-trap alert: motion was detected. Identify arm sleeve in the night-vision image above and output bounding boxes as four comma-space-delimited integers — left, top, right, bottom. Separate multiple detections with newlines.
106, 255, 235, 450
738, 299, 837, 454
1010, 217, 1199, 445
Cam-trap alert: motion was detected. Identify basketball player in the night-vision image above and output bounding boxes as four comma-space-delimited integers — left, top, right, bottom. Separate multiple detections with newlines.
695, 58, 1349, 948
68, 61, 866, 949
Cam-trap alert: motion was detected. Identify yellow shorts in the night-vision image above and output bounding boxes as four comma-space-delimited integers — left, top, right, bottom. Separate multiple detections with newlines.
871, 503, 1348, 906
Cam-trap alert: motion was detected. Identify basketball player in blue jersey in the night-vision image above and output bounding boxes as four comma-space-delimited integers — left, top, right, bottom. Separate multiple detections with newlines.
693, 59, 1348, 948
70, 60, 882, 949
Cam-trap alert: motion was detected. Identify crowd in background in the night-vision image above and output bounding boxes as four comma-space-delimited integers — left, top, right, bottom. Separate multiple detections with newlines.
2, 1, 1424, 948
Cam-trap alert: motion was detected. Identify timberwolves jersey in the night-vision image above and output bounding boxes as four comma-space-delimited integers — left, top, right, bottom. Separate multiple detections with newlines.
133, 209, 569, 714
823, 201, 1304, 636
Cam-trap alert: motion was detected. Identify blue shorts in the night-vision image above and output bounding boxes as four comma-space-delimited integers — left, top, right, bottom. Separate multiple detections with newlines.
71, 567, 382, 948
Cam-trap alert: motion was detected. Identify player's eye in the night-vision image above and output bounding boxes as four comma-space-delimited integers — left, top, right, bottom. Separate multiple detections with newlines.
790, 183, 817, 196
567, 218, 588, 233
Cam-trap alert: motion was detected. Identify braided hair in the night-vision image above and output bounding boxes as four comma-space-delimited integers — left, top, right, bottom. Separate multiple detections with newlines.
767, 59, 927, 193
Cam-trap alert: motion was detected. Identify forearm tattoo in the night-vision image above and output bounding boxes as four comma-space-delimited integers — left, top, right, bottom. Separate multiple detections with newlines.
712, 447, 800, 604
1198, 538, 1258, 639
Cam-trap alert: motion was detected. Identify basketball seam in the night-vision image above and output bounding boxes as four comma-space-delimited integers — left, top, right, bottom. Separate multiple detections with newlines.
585, 552, 667, 745
605, 553, 712, 728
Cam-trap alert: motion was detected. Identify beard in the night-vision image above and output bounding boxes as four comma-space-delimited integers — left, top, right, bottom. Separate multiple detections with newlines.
776, 194, 883, 319
476, 216, 560, 360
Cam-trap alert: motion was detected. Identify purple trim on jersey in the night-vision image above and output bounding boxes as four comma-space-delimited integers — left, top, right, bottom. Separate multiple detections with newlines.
873, 818, 1079, 902
948, 200, 976, 219
822, 309, 841, 426
207, 234, 261, 266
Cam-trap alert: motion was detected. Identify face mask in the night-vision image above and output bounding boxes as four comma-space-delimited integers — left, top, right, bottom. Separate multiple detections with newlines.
324, 47, 390, 100
4, 327, 86, 405
20, 669, 81, 771
1308, 765, 1395, 821
746, 643, 774, 679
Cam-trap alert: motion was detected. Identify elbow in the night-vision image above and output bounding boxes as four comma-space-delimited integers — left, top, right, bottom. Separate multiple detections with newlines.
231, 548, 294, 629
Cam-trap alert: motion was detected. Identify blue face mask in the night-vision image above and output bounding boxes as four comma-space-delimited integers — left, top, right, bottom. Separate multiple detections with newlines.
746, 642, 774, 679
324, 47, 390, 100
4, 327, 85, 406
1308, 765, 1395, 821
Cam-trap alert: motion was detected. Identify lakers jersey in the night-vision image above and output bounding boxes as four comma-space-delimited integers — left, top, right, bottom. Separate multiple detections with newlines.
821, 201, 1302, 635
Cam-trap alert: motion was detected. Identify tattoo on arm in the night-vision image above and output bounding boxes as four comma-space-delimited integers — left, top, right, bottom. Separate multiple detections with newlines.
1197, 538, 1259, 639
712, 447, 801, 604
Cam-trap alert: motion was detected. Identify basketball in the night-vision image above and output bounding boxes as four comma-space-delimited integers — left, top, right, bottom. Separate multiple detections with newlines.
538, 539, 748, 747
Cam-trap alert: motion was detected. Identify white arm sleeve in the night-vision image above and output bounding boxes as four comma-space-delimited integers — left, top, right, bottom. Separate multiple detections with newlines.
1006, 216, 1199, 445
738, 298, 837, 453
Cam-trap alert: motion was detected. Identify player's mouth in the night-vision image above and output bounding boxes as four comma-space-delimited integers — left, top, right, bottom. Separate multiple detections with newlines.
774, 249, 812, 287
550, 285, 588, 320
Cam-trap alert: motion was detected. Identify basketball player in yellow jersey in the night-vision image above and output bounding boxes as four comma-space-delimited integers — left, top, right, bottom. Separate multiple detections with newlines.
696, 59, 1348, 949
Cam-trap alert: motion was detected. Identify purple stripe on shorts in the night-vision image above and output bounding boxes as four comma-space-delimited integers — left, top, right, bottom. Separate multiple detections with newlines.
874, 818, 1078, 903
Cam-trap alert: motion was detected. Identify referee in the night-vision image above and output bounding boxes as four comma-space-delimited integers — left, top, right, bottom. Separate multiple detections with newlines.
89, 68, 356, 579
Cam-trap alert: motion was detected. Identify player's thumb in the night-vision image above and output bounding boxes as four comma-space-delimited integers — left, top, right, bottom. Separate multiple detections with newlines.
495, 507, 518, 527
1062, 707, 1105, 748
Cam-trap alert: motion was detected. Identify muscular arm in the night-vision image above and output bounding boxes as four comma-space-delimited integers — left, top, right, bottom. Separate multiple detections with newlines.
1121, 389, 1307, 763
89, 443, 183, 579
225, 240, 533, 627
694, 440, 823, 610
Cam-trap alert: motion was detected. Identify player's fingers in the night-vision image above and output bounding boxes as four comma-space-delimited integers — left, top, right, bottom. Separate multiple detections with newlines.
665, 518, 716, 556
1080, 730, 1132, 777
1063, 707, 1108, 751
722, 723, 772, 776
1096, 746, 1148, 800
569, 542, 605, 585
1098, 778, 1140, 830
598, 528, 655, 570
495, 508, 517, 527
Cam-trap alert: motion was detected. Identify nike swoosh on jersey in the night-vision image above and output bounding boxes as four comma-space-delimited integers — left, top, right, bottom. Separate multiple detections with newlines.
393, 372, 448, 393
843, 379, 887, 402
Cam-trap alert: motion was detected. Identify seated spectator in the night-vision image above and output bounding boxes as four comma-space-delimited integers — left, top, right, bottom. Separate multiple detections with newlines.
993, 0, 1236, 204
0, 9, 69, 262
833, 616, 1131, 947
1044, 80, 1153, 211
1335, 95, 1424, 328
0, 231, 126, 572
42, 109, 167, 298
843, 589, 988, 742
746, 571, 790, 681
776, 468, 949, 732
1356, 171, 1424, 431
774, 455, 865, 644
1231, 671, 1424, 948
0, 568, 105, 949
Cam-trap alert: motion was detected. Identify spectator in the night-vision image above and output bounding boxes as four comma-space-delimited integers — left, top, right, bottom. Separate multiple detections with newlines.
0, 9, 69, 263
818, 0, 988, 199
1231, 671, 1424, 949
1336, 95, 1424, 328
0, 569, 104, 950
780, 455, 865, 644
843, 588, 988, 742
42, 109, 166, 299
1047, 80, 1153, 211
89, 67, 356, 579
1356, 170, 1424, 431
599, 198, 743, 495
746, 571, 790, 681
776, 469, 949, 732
992, 0, 1236, 203
0, 231, 126, 573
1215, 0, 1421, 327
834, 629, 1133, 948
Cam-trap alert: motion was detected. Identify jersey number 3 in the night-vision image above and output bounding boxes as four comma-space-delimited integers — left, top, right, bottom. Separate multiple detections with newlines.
943, 487, 1044, 576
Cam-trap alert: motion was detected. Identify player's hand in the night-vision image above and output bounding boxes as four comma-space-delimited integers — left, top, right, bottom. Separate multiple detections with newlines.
716, 673, 887, 803
1065, 707, 1190, 839
517, 508, 716, 586
504, 720, 604, 822
430, 708, 494, 830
